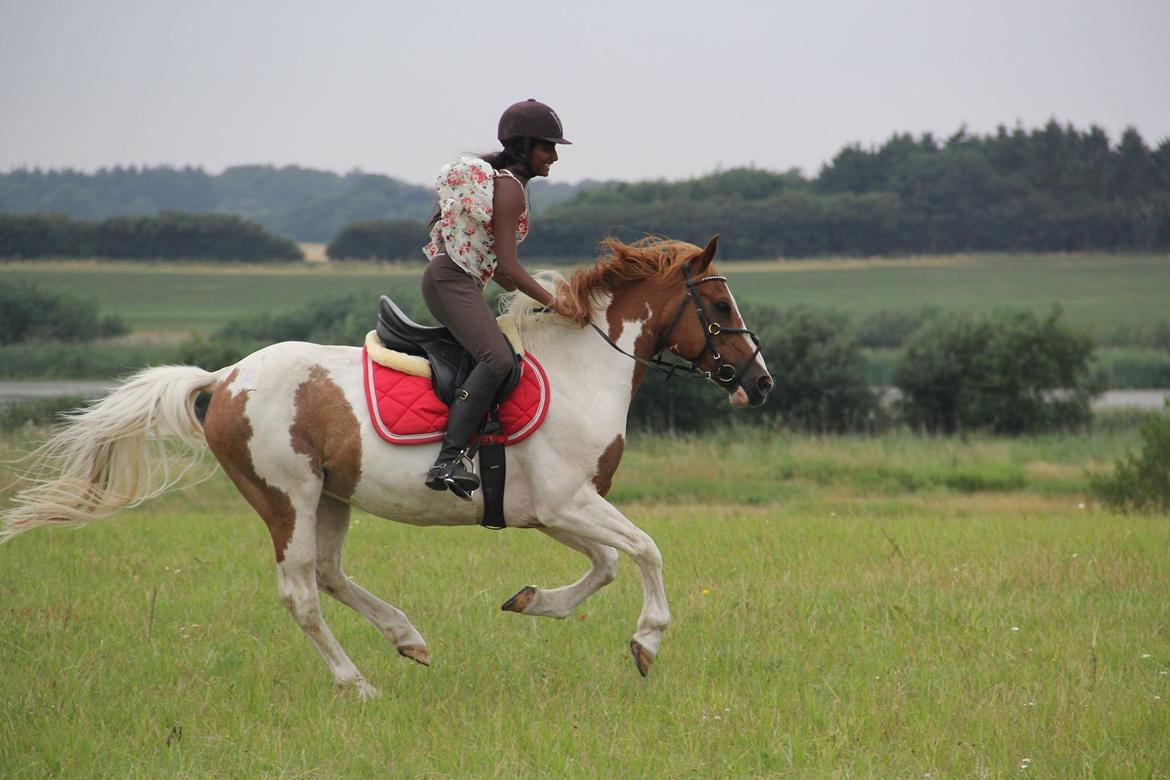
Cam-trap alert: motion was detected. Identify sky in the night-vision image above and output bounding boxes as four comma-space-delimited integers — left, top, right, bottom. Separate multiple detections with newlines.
1, 0, 1169, 186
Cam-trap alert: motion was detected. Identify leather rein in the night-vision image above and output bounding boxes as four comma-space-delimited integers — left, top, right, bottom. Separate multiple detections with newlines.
588, 264, 763, 387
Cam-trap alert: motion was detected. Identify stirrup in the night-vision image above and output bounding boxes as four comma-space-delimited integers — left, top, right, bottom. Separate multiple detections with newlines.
424, 452, 479, 501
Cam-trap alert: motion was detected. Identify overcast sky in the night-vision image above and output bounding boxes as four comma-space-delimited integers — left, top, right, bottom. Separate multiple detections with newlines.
2, 0, 1168, 186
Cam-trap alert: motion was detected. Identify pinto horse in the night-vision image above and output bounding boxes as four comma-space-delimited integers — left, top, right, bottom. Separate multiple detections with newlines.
1, 236, 772, 698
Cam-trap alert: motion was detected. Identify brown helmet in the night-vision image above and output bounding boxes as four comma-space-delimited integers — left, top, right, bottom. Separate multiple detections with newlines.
497, 99, 572, 145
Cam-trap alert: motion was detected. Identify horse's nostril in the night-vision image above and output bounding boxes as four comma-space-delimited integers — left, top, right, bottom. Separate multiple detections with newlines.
758, 375, 774, 393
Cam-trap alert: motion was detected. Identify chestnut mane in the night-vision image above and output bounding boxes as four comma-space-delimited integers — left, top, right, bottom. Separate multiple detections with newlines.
559, 237, 702, 324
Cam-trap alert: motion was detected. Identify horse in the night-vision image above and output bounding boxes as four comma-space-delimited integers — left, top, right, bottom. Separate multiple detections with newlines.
1, 235, 773, 698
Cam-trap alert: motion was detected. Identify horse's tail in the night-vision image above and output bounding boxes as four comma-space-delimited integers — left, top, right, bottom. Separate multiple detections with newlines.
1, 365, 230, 544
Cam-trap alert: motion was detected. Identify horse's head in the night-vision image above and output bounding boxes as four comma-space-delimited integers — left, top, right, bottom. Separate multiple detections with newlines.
558, 235, 773, 407
656, 236, 773, 407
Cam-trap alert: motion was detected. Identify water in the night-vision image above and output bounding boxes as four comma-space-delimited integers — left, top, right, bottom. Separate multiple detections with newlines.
1, 381, 1166, 411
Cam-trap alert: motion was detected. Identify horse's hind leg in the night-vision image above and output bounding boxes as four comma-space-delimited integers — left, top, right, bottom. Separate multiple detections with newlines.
273, 485, 380, 699
314, 495, 431, 666
501, 527, 618, 618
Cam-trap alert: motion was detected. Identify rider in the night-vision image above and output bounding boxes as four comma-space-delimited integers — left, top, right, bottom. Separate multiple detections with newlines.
420, 98, 575, 500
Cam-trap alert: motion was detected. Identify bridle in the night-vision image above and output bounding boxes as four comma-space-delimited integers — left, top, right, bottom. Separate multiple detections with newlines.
588, 263, 764, 387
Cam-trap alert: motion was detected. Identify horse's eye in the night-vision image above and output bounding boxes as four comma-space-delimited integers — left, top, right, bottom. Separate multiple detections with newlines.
715, 301, 732, 316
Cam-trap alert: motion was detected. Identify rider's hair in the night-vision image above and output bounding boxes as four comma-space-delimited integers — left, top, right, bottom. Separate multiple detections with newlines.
480, 137, 533, 172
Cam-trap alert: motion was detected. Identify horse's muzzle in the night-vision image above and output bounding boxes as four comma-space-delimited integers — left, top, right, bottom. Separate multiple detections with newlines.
729, 370, 773, 408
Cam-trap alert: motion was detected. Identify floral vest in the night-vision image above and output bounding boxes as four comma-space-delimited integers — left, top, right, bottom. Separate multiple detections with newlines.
421, 156, 529, 286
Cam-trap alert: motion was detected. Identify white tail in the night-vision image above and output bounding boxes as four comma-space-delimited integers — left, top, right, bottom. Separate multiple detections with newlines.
1, 365, 227, 543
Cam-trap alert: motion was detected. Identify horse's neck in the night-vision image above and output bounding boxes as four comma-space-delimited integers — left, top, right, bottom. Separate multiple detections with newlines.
521, 294, 658, 429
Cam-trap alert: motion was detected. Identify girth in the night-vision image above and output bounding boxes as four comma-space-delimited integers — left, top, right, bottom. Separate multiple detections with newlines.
376, 295, 521, 406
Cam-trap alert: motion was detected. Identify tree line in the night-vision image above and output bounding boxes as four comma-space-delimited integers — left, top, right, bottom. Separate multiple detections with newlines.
331, 121, 1170, 259
0, 165, 437, 243
0, 164, 589, 245
0, 212, 302, 261
4, 121, 1168, 258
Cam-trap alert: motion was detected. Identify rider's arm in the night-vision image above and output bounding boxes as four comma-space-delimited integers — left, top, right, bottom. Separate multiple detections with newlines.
490, 176, 556, 306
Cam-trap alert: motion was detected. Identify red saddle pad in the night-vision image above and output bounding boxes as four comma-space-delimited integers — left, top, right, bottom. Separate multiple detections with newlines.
361, 347, 550, 445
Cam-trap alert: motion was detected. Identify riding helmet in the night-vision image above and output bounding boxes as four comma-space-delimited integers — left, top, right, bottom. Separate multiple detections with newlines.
497, 99, 572, 145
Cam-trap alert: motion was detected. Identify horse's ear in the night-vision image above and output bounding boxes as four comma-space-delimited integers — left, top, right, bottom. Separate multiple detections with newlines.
694, 235, 719, 273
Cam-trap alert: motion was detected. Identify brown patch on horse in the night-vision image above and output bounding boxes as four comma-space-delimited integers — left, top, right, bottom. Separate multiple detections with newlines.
592, 435, 625, 497
289, 366, 363, 500
203, 369, 297, 563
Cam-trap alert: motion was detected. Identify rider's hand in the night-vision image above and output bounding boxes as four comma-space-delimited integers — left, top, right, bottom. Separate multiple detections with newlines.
550, 295, 584, 324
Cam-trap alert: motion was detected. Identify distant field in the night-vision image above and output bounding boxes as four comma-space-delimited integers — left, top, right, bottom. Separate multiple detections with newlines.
5, 252, 1170, 339
721, 252, 1170, 340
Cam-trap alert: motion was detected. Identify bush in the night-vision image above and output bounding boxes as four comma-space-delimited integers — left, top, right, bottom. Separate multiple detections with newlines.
1091, 405, 1170, 513
894, 307, 1097, 434
327, 219, 429, 260
751, 305, 878, 433
0, 396, 88, 431
0, 280, 127, 344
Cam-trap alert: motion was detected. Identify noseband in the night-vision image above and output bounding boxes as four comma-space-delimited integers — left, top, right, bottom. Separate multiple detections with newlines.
588, 264, 763, 387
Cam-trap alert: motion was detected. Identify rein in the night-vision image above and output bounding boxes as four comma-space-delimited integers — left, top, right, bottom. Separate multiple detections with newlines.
588, 264, 763, 386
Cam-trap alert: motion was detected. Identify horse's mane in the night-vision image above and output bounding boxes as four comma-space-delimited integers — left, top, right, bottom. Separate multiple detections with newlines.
499, 237, 701, 330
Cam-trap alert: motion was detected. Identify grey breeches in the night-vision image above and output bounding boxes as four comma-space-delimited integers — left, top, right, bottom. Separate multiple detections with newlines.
420, 253, 514, 387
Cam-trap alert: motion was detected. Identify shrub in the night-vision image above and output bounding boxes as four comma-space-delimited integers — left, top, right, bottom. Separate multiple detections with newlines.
1091, 405, 1170, 513
894, 307, 1097, 434
751, 305, 878, 433
0, 396, 88, 431
0, 280, 127, 344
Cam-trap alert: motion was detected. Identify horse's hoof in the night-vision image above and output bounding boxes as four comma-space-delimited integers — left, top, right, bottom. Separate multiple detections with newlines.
356, 679, 381, 700
397, 645, 431, 667
630, 640, 654, 678
501, 586, 537, 613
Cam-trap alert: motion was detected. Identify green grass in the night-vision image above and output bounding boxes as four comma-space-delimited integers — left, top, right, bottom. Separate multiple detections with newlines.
6, 253, 1170, 342
0, 261, 423, 336
2, 427, 1167, 777
725, 253, 1170, 342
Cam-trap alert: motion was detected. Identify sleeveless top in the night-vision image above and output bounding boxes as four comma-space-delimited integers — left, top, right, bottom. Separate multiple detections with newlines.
421, 156, 529, 286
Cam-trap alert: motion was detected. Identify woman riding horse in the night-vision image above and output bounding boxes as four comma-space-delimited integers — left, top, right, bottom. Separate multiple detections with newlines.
420, 99, 577, 500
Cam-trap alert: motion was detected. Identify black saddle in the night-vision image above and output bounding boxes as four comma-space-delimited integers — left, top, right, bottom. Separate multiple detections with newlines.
375, 296, 520, 407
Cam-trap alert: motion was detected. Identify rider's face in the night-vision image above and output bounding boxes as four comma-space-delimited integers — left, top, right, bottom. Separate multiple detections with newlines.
529, 141, 558, 177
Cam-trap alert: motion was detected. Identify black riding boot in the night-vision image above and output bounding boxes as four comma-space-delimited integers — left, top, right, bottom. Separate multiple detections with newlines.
424, 364, 501, 500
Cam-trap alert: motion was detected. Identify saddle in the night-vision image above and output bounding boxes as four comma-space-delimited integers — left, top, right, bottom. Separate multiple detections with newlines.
375, 296, 521, 406
371, 296, 539, 530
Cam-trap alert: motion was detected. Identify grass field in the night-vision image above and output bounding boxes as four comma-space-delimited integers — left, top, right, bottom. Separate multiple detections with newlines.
5, 252, 1170, 341
2, 427, 1167, 777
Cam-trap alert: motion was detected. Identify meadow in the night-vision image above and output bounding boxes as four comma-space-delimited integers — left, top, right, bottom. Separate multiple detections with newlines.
1, 426, 1167, 777
4, 252, 1170, 340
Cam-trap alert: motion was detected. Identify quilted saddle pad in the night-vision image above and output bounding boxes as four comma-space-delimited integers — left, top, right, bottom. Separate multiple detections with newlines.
361, 346, 550, 445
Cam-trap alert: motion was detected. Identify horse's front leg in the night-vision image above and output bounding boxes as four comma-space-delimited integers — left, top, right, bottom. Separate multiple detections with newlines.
501, 527, 618, 618
540, 487, 670, 677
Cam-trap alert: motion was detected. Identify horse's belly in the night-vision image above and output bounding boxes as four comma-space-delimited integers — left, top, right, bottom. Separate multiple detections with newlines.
350, 437, 543, 528
349, 445, 481, 526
